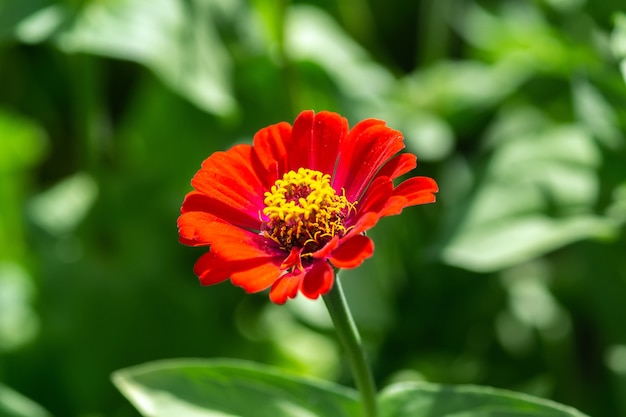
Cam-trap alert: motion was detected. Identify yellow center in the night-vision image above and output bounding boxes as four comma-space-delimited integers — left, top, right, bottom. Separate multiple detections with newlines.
262, 168, 355, 255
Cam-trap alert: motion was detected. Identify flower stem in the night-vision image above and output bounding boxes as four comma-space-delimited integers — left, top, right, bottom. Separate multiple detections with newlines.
323, 275, 378, 417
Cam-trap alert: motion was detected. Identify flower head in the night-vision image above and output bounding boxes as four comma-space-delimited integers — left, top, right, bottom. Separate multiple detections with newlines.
178, 110, 438, 304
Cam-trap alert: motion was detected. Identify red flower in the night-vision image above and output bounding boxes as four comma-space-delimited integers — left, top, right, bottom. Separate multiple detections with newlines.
178, 110, 438, 304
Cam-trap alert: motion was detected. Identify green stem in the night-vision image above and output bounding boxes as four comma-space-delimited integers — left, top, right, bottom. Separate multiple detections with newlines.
323, 275, 378, 417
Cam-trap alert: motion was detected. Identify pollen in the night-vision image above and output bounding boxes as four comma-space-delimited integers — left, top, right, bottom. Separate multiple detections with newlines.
262, 168, 356, 255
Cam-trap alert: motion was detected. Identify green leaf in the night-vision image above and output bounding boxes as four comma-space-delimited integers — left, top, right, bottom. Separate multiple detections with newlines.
0, 383, 52, 417
459, 2, 584, 75
286, 5, 394, 102
0, 0, 49, 41
13, 4, 65, 44
112, 358, 360, 417
611, 12, 626, 60
379, 382, 589, 417
56, 0, 235, 116
612, 12, 626, 85
27, 173, 98, 236
0, 263, 39, 352
0, 109, 48, 261
442, 214, 615, 272
440, 108, 616, 272
0, 109, 47, 173
400, 60, 529, 117
573, 79, 623, 149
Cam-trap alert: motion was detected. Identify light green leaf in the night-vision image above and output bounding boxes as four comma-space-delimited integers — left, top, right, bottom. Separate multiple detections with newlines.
0, 263, 39, 352
0, 383, 52, 417
400, 60, 529, 116
56, 0, 235, 116
379, 382, 589, 417
611, 12, 626, 59
573, 79, 623, 149
442, 214, 614, 272
440, 108, 615, 272
0, 0, 49, 41
286, 5, 394, 102
0, 109, 47, 173
112, 358, 360, 417
27, 172, 98, 236
459, 2, 580, 74
612, 13, 626, 86
0, 109, 48, 261
14, 4, 65, 44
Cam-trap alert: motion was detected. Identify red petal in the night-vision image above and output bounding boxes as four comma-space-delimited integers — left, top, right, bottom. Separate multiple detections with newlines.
376, 153, 417, 181
330, 234, 374, 269
179, 235, 200, 247
253, 122, 292, 186
285, 110, 314, 171
334, 120, 405, 201
309, 111, 348, 175
178, 213, 285, 293
178, 212, 283, 261
345, 212, 380, 237
357, 176, 393, 215
379, 196, 410, 217
332, 118, 381, 189
269, 271, 304, 304
189, 144, 265, 228
181, 190, 261, 231
357, 176, 410, 219
280, 246, 303, 270
288, 110, 347, 175
301, 260, 334, 299
194, 251, 280, 289
311, 235, 340, 259
393, 176, 438, 206
194, 251, 232, 286
178, 211, 219, 247
231, 261, 284, 293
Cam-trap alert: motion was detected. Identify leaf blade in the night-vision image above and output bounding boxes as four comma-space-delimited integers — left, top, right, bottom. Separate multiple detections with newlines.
112, 358, 360, 417
379, 382, 589, 417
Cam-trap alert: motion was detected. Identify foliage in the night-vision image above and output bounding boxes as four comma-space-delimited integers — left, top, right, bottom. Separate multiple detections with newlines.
1, 0, 626, 416
112, 359, 587, 417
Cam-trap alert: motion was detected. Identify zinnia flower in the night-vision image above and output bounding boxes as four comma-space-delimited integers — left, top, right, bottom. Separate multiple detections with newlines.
178, 110, 438, 304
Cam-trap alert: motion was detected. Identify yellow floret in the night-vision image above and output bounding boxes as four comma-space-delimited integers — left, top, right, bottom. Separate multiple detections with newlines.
262, 168, 356, 254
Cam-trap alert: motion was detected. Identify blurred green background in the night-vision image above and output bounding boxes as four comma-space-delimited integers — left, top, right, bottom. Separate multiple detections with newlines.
2, 0, 626, 416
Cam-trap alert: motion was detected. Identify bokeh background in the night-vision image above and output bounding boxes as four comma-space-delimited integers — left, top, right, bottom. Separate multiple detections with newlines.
2, 0, 626, 416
